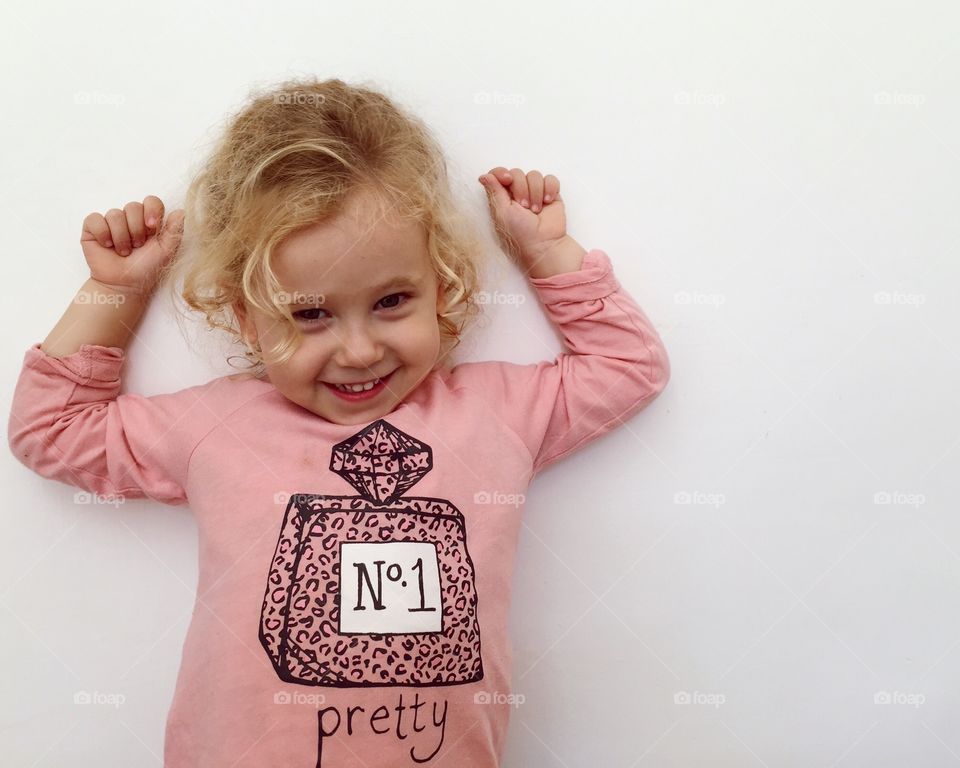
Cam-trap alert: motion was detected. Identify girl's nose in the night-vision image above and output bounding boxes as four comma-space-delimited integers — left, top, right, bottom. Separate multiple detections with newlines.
334, 323, 383, 368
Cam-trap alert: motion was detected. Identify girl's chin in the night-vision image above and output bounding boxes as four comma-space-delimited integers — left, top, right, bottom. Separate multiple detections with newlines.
313, 387, 400, 422
319, 401, 400, 425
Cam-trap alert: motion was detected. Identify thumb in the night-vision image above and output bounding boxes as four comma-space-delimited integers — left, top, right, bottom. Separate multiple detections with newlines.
479, 173, 512, 212
156, 209, 185, 258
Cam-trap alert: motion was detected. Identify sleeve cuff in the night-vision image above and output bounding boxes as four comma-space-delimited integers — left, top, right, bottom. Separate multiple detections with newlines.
25, 342, 125, 385
527, 249, 621, 305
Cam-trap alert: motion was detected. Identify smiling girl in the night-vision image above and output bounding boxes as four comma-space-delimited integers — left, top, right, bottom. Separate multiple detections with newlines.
9, 77, 669, 767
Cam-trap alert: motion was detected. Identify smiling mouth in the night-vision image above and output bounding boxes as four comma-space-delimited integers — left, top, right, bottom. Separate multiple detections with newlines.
323, 371, 396, 397
332, 378, 382, 393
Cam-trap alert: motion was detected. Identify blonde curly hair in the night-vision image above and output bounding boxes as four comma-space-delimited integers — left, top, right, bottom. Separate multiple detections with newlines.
163, 76, 487, 377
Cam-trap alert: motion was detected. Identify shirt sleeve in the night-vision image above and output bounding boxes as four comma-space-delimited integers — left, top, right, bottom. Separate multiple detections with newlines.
7, 343, 216, 506
447, 248, 670, 478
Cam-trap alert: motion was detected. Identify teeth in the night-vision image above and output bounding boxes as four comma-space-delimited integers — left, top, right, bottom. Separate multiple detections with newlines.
334, 378, 380, 393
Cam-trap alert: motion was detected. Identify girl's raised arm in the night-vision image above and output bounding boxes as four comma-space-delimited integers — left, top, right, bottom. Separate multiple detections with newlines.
450, 169, 671, 479
41, 196, 184, 357
448, 246, 670, 479
8, 197, 237, 506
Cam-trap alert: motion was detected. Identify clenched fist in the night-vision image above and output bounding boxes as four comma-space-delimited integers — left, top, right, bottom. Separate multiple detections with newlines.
479, 168, 584, 277
81, 195, 184, 295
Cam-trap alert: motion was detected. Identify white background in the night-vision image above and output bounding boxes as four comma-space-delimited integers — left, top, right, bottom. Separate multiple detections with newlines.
2, 1, 959, 766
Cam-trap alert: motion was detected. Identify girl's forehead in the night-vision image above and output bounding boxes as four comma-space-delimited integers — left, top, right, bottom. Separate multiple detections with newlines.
275, 219, 428, 277
269, 188, 432, 289
277, 190, 424, 257
272, 227, 434, 300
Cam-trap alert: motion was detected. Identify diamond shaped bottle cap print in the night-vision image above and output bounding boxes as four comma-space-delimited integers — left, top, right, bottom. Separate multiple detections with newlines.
329, 419, 433, 504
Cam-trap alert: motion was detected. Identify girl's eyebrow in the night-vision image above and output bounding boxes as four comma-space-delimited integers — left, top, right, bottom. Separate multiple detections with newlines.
286, 275, 421, 305
369, 274, 420, 293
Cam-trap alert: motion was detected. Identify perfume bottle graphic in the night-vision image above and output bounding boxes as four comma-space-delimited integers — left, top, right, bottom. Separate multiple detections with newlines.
259, 419, 483, 687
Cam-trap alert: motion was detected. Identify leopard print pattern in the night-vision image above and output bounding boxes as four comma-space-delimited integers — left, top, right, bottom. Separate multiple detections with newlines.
259, 494, 483, 687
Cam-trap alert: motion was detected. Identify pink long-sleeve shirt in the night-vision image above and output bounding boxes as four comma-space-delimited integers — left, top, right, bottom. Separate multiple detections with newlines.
8, 248, 669, 768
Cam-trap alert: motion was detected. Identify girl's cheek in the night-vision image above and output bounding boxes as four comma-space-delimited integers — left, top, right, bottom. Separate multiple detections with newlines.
393, 316, 438, 351
296, 338, 330, 372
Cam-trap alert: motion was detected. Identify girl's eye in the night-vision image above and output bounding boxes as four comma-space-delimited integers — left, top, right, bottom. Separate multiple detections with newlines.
293, 307, 328, 323
292, 294, 410, 324
377, 292, 410, 310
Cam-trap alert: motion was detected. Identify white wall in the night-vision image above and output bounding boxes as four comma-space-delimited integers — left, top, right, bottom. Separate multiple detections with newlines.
2, 1, 958, 765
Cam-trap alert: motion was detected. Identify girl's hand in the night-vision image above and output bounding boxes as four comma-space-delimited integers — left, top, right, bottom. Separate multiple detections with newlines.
478, 168, 567, 268
80, 195, 185, 296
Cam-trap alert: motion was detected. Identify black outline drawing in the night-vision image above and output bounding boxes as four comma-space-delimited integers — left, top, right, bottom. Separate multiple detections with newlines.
259, 419, 483, 688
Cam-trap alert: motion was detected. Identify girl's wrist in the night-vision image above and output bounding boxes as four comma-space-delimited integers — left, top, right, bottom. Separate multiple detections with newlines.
522, 235, 587, 279
40, 278, 153, 358
86, 276, 154, 302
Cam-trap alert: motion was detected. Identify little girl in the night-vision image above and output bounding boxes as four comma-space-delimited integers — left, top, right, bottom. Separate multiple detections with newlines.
8, 77, 670, 767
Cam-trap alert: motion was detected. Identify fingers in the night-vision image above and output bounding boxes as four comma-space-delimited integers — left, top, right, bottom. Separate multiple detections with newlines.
104, 208, 133, 256
87, 196, 167, 256
124, 201, 146, 249
482, 168, 560, 212
543, 174, 560, 204
526, 171, 544, 212
143, 195, 165, 237
480, 168, 510, 212
82, 212, 114, 248
488, 167, 513, 186
508, 168, 528, 208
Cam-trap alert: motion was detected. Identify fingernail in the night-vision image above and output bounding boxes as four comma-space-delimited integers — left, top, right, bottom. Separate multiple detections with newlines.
521, 198, 529, 207
105, 240, 113, 248
133, 240, 143, 248
146, 217, 156, 227
120, 249, 130, 256
544, 195, 552, 202
532, 204, 540, 212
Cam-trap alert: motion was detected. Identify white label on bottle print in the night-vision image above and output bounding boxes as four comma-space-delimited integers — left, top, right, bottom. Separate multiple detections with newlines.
339, 542, 443, 634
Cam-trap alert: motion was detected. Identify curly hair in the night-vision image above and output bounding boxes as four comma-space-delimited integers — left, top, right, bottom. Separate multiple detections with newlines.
162, 76, 488, 377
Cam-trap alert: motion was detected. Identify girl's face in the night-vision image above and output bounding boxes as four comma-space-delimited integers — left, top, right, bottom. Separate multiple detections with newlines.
235, 190, 445, 425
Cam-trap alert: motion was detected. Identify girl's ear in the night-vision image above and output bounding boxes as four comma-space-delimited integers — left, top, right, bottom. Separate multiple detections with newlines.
233, 301, 257, 346
436, 281, 446, 315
